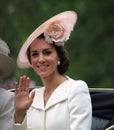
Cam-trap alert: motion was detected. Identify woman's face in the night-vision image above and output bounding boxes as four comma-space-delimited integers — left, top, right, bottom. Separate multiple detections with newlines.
30, 38, 59, 78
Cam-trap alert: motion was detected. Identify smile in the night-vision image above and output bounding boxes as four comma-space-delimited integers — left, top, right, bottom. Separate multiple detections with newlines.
37, 64, 49, 69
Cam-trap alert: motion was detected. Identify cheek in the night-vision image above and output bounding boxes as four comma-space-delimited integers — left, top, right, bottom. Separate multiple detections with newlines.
30, 57, 37, 65
48, 55, 58, 64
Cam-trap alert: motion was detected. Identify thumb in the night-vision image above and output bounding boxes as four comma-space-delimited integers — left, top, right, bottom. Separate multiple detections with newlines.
29, 90, 36, 102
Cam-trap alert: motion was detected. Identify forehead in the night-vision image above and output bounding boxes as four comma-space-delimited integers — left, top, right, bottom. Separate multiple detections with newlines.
30, 38, 54, 51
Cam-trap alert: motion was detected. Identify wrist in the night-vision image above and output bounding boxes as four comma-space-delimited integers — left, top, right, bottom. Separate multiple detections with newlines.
14, 111, 26, 123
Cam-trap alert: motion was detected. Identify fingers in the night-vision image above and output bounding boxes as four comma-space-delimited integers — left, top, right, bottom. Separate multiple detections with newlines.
25, 77, 30, 93
15, 82, 19, 95
19, 76, 23, 91
15, 75, 30, 94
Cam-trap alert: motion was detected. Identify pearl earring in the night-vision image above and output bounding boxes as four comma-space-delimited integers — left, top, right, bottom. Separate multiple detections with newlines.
57, 61, 60, 65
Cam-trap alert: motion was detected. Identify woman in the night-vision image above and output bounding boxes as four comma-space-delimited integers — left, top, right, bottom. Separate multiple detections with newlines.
14, 11, 92, 130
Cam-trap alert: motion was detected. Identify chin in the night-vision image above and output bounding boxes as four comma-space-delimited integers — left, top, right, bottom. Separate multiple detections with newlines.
38, 73, 49, 78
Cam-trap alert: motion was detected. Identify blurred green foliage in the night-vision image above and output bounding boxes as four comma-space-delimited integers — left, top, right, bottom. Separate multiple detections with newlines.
0, 0, 114, 88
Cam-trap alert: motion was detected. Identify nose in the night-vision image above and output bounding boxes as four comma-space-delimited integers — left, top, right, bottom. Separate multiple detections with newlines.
38, 53, 45, 63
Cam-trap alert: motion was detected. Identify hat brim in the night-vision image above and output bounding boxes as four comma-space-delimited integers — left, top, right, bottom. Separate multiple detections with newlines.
17, 11, 77, 68
0, 54, 14, 78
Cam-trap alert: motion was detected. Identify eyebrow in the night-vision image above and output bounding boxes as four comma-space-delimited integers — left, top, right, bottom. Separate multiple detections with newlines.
31, 47, 53, 52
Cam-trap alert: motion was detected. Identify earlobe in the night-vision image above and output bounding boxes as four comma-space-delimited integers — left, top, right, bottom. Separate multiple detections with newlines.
57, 60, 60, 65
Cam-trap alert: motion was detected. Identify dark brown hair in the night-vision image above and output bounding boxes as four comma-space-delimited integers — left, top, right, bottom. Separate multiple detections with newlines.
54, 45, 69, 74
27, 34, 69, 74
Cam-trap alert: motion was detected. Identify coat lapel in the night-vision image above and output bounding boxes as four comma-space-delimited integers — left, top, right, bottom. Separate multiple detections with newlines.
31, 81, 68, 110
45, 84, 67, 110
31, 88, 45, 110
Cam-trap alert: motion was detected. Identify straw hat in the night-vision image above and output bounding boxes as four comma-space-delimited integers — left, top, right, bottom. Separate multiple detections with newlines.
0, 38, 14, 78
17, 10, 78, 69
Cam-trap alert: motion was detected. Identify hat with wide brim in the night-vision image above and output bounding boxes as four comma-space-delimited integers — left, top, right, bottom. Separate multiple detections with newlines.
0, 54, 14, 78
17, 10, 78, 69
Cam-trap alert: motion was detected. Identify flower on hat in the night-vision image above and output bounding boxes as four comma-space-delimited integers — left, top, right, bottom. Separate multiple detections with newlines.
44, 20, 73, 46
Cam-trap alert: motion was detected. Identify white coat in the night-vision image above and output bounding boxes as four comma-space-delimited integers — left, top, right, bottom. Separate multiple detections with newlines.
0, 88, 14, 130
14, 77, 92, 130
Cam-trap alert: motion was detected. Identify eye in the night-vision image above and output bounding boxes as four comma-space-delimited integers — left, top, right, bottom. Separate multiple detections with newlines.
31, 51, 39, 57
43, 50, 52, 56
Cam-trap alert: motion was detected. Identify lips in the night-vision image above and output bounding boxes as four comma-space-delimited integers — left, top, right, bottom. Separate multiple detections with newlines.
37, 64, 49, 69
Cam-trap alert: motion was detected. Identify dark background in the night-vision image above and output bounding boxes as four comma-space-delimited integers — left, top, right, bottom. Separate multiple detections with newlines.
0, 0, 114, 88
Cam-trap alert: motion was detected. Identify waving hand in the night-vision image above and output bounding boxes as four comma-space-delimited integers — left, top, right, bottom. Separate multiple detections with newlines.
14, 75, 35, 123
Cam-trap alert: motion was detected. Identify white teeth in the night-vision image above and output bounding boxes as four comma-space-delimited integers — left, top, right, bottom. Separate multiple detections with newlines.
38, 65, 47, 69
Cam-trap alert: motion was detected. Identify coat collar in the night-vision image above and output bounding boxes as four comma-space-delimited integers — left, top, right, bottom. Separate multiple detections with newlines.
31, 80, 69, 110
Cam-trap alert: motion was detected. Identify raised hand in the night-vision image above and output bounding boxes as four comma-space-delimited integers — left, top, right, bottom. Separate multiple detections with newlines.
14, 75, 35, 123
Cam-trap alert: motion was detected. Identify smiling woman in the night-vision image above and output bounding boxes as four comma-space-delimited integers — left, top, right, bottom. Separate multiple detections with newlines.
14, 11, 92, 130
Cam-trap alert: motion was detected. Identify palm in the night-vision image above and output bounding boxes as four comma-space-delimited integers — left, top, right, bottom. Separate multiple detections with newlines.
14, 91, 33, 112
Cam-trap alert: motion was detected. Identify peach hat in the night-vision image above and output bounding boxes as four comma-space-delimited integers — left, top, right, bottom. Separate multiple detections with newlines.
17, 11, 78, 68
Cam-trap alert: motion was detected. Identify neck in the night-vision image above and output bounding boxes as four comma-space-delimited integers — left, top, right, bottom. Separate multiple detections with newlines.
41, 73, 67, 93
41, 73, 67, 106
